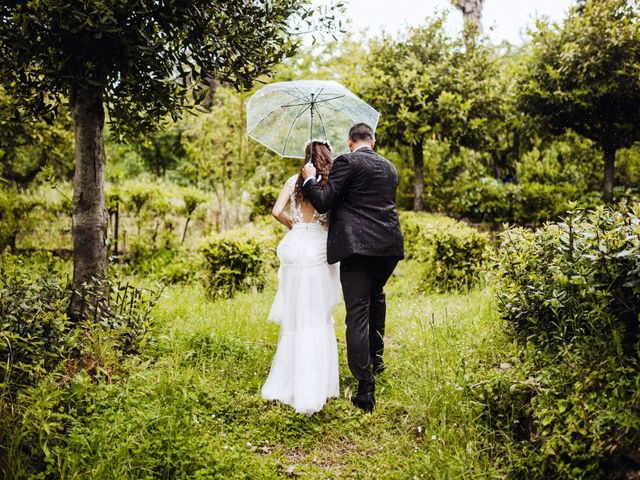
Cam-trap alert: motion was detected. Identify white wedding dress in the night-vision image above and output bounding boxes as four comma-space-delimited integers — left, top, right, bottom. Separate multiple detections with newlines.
261, 174, 341, 415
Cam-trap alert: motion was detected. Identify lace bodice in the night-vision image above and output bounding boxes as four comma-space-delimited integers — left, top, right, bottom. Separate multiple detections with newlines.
286, 174, 329, 227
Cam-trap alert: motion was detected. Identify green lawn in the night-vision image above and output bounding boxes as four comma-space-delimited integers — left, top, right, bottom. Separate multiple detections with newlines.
49, 261, 514, 479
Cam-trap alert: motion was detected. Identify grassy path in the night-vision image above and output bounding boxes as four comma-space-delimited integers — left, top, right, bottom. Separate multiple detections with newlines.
56, 261, 513, 479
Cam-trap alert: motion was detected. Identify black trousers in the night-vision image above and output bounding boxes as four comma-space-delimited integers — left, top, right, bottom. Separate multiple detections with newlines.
339, 254, 400, 387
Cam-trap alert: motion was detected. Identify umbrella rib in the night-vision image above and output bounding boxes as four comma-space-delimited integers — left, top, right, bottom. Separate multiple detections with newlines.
248, 109, 278, 134
295, 87, 311, 100
285, 91, 309, 103
316, 103, 342, 113
315, 106, 329, 140
282, 104, 311, 156
314, 95, 346, 104
281, 101, 312, 108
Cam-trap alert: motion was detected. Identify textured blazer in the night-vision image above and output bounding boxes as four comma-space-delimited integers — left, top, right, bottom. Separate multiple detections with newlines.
302, 147, 404, 265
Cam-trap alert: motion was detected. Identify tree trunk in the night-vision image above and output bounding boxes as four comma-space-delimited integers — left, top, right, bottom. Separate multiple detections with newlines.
412, 141, 425, 212
181, 217, 191, 245
603, 145, 616, 204
69, 85, 108, 319
453, 0, 484, 38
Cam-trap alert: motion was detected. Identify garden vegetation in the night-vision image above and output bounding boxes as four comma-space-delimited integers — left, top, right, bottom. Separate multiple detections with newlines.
1, 0, 639, 478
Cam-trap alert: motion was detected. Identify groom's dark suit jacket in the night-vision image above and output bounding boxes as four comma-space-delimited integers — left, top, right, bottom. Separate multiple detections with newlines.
302, 147, 404, 265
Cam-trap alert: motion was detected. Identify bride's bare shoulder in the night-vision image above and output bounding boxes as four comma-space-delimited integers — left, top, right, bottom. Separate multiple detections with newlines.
285, 174, 299, 189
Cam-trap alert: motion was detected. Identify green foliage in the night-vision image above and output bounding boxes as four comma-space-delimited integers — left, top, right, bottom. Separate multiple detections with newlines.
124, 240, 201, 285
0, 253, 73, 391
0, 1, 344, 137
449, 177, 582, 226
22, 269, 505, 479
0, 252, 161, 476
495, 205, 640, 353
0, 254, 160, 392
200, 216, 285, 300
520, 0, 640, 153
0, 190, 39, 251
201, 236, 266, 300
362, 14, 507, 209
136, 128, 186, 177
400, 212, 489, 292
250, 185, 281, 219
519, 0, 640, 200
470, 347, 640, 479
514, 133, 601, 191
363, 14, 503, 152
180, 87, 284, 227
483, 205, 640, 479
0, 89, 74, 186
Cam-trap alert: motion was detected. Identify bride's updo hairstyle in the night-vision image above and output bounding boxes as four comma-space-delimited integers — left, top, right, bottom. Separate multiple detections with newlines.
294, 140, 333, 204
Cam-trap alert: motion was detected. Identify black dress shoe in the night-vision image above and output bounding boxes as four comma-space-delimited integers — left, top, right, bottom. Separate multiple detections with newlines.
350, 392, 375, 412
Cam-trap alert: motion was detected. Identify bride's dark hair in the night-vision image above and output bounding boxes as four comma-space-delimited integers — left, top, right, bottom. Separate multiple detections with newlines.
294, 140, 333, 205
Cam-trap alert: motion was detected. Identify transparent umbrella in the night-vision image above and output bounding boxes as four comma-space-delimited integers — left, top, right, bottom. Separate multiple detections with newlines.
246, 80, 380, 158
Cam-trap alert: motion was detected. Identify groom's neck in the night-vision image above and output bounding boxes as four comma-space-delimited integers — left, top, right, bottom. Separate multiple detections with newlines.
350, 142, 373, 152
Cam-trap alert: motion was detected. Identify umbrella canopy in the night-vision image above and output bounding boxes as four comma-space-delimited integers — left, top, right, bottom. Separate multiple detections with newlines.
246, 80, 380, 158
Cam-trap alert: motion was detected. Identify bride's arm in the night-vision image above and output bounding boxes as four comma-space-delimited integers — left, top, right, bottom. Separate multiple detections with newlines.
271, 182, 293, 230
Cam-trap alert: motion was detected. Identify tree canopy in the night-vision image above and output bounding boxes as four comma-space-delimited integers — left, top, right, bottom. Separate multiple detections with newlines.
0, 0, 342, 136
362, 15, 503, 210
518, 0, 640, 202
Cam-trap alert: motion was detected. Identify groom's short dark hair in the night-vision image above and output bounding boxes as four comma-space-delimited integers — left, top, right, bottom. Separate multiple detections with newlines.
349, 123, 374, 143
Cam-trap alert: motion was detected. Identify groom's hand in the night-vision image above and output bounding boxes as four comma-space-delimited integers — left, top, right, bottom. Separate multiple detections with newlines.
302, 162, 316, 180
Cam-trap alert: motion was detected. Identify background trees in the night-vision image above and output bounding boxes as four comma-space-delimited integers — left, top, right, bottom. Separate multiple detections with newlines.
362, 15, 503, 211
518, 0, 640, 203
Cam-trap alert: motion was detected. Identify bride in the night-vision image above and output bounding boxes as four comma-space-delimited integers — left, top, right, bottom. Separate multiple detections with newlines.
261, 140, 341, 415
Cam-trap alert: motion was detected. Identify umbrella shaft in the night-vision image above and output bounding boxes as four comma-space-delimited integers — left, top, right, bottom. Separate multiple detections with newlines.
310, 93, 315, 142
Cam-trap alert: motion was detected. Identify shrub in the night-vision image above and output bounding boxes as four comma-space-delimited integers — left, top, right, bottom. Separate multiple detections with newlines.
515, 182, 579, 226
448, 177, 582, 226
0, 254, 74, 390
201, 235, 266, 300
485, 205, 640, 479
494, 205, 640, 353
124, 240, 201, 284
0, 253, 161, 393
0, 190, 39, 251
448, 177, 515, 225
0, 252, 161, 476
250, 185, 280, 219
400, 212, 489, 293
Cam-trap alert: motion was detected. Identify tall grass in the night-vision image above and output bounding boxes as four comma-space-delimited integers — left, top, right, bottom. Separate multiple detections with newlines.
9, 261, 513, 479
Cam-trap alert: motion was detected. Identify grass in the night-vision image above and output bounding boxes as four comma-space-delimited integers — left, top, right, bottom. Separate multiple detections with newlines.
17, 260, 515, 479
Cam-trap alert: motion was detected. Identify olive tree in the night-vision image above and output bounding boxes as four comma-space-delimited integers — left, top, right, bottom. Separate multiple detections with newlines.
519, 0, 640, 203
0, 0, 342, 316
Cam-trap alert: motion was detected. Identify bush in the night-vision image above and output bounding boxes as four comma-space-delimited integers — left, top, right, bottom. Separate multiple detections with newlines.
400, 212, 489, 293
0, 190, 39, 251
484, 205, 640, 479
124, 238, 201, 284
200, 216, 285, 300
0, 253, 161, 393
0, 252, 161, 476
201, 235, 266, 300
448, 177, 582, 226
250, 185, 280, 219
494, 205, 640, 353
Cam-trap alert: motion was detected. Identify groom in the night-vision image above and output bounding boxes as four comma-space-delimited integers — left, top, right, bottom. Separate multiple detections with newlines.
302, 123, 404, 412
